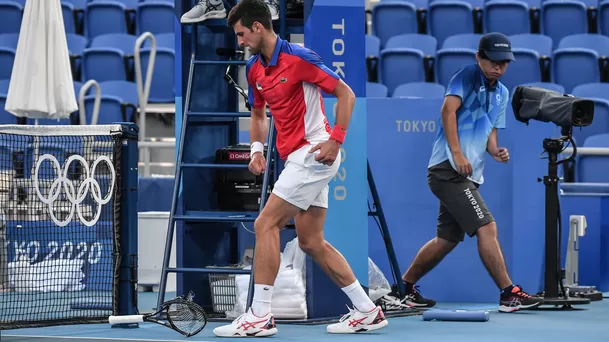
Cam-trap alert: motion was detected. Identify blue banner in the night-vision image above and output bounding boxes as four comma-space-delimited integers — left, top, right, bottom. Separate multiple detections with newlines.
304, 0, 368, 318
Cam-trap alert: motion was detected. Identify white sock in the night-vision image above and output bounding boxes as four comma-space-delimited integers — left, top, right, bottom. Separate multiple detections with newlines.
341, 280, 376, 312
251, 284, 274, 317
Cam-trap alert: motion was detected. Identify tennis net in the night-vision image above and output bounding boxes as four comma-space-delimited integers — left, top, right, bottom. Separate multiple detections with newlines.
0, 124, 132, 329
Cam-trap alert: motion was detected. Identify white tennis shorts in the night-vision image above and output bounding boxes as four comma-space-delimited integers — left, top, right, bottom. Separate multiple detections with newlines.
272, 143, 341, 210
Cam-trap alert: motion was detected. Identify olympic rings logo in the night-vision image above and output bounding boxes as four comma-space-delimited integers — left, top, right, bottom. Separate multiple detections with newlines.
33, 154, 116, 227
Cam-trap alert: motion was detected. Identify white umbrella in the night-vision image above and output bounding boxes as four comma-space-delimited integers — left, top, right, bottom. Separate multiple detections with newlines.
4, 0, 77, 120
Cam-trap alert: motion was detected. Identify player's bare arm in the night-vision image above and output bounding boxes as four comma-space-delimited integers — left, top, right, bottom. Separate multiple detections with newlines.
309, 79, 355, 166
486, 128, 509, 163
249, 106, 269, 175
442, 95, 472, 177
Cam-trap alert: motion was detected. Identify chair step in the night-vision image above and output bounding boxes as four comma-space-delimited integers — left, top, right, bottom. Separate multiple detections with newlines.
180, 163, 249, 169
164, 267, 251, 275
173, 210, 258, 222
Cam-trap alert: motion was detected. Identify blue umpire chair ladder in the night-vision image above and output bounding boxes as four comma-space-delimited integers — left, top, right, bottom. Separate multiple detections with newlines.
156, 0, 405, 319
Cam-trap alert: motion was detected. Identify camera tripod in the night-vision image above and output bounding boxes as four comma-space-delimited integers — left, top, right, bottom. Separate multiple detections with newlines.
537, 132, 591, 308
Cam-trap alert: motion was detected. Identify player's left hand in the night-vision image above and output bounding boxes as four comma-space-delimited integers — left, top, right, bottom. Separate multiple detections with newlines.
493, 147, 509, 163
309, 139, 341, 166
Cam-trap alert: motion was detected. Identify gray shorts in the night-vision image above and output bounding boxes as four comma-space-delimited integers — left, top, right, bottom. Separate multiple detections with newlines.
427, 160, 495, 242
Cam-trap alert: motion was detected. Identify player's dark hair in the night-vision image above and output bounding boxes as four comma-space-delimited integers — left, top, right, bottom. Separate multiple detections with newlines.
227, 0, 272, 30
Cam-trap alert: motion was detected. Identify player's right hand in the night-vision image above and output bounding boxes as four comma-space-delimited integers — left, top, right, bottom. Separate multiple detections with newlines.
249, 152, 266, 176
453, 152, 472, 177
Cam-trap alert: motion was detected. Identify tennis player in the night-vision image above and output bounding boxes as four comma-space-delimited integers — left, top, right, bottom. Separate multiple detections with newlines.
213, 0, 388, 337
395, 33, 544, 313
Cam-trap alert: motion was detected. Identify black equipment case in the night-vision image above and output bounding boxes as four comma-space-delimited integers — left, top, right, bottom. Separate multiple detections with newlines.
215, 144, 274, 211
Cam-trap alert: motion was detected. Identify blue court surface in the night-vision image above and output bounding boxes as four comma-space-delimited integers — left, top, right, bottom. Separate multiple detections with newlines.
2, 292, 608, 342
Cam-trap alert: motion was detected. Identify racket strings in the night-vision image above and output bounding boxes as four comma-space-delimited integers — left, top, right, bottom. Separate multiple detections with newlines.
167, 302, 207, 336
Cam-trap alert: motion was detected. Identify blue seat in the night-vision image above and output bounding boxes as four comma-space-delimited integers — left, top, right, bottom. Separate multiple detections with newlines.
500, 34, 552, 92
484, 0, 532, 35
85, 1, 130, 38
577, 133, 609, 182
61, 2, 76, 34
144, 32, 174, 49
541, 0, 589, 50
90, 0, 140, 8
366, 35, 381, 82
136, 1, 174, 35
0, 78, 17, 124
0, 1, 23, 34
601, 0, 609, 36
82, 80, 138, 124
552, 34, 609, 93
62, 0, 88, 9
428, 0, 483, 47
392, 82, 446, 98
571, 83, 609, 146
366, 82, 389, 98
139, 46, 175, 103
435, 33, 481, 86
82, 33, 138, 82
379, 33, 437, 96
371, 0, 424, 48
66, 33, 88, 80
0, 46, 15, 80
0, 33, 18, 49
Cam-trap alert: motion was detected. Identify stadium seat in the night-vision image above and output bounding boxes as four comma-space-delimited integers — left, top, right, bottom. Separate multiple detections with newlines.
143, 32, 174, 49
601, 0, 609, 36
577, 133, 609, 182
552, 34, 609, 93
541, 0, 589, 50
379, 33, 438, 96
371, 0, 425, 48
500, 34, 552, 92
392, 82, 446, 98
136, 1, 174, 35
0, 33, 18, 49
0, 1, 23, 34
428, 0, 484, 47
571, 83, 609, 146
0, 78, 17, 124
484, 0, 534, 35
66, 33, 88, 81
366, 34, 381, 82
82, 33, 138, 82
85, 1, 130, 39
366, 82, 388, 97
61, 2, 76, 34
0, 46, 15, 80
435, 34, 481, 86
82, 80, 139, 125
139, 45, 175, 103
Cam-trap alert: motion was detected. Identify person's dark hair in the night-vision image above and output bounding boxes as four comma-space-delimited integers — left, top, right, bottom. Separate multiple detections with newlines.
227, 0, 272, 30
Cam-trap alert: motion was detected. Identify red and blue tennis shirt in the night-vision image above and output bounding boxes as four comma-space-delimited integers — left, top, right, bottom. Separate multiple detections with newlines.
246, 36, 341, 160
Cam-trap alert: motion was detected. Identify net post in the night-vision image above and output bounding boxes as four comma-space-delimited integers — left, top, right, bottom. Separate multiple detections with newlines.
116, 123, 140, 329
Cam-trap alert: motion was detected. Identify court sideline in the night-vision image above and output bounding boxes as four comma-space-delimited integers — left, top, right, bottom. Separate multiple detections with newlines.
2, 293, 608, 342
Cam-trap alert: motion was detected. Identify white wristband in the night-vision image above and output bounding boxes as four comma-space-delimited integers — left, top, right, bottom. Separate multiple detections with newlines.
250, 141, 264, 158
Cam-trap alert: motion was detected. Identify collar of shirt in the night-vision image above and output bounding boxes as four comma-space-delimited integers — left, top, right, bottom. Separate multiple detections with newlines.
259, 36, 284, 68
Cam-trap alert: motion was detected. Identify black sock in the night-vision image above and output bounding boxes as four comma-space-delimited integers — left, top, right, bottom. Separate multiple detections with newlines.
501, 284, 514, 295
403, 281, 415, 295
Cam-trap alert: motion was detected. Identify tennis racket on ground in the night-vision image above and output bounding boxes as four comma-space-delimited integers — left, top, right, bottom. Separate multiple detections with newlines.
108, 291, 207, 337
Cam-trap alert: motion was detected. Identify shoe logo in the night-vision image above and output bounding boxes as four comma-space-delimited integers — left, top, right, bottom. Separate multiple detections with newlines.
239, 319, 268, 331
348, 317, 367, 327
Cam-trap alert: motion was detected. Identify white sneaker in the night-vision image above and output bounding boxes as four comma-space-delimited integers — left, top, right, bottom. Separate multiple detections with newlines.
327, 306, 388, 334
213, 308, 278, 337
180, 0, 226, 24
266, 0, 279, 20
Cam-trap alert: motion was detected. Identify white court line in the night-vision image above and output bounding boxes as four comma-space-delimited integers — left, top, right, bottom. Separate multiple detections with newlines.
1, 335, 213, 342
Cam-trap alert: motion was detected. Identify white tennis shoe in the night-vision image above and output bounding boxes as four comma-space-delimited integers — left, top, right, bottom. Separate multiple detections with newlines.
327, 306, 388, 334
213, 308, 277, 337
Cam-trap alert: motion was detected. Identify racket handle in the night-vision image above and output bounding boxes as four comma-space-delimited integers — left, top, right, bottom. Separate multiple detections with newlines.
108, 315, 144, 325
